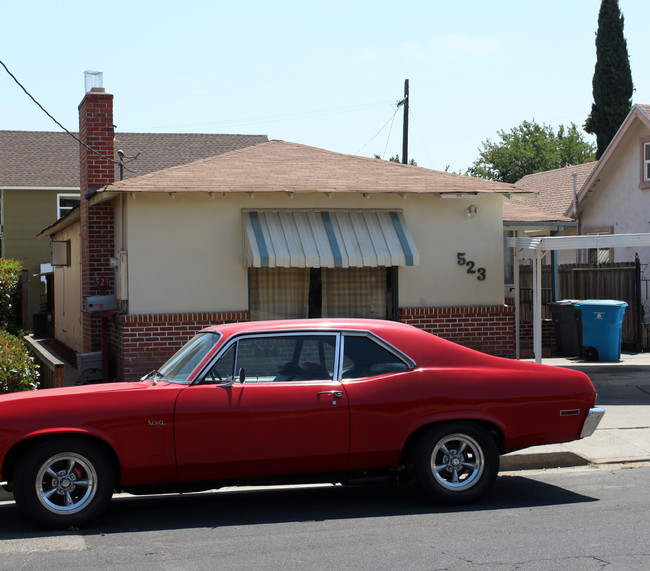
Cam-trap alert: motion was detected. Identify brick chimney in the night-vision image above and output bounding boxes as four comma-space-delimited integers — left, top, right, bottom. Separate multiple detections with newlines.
79, 81, 116, 353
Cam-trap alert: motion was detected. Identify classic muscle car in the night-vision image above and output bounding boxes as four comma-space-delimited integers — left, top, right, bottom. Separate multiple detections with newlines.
0, 319, 604, 527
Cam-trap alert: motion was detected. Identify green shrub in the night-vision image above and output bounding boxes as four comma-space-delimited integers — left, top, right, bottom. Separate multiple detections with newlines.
0, 330, 40, 393
0, 258, 24, 333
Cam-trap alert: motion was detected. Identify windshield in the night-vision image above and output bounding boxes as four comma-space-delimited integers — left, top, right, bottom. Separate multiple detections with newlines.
156, 332, 221, 383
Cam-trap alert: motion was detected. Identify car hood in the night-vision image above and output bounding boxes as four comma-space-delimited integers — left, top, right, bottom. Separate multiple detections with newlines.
0, 380, 160, 404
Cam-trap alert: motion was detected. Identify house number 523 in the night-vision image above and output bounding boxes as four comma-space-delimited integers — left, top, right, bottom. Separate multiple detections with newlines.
457, 253, 487, 281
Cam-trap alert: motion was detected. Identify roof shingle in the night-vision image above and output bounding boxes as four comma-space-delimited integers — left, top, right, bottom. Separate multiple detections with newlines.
0, 131, 268, 187
101, 140, 533, 196
515, 162, 596, 217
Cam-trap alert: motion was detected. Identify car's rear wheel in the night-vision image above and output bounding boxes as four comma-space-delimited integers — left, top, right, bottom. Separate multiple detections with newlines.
13, 437, 114, 528
414, 422, 499, 505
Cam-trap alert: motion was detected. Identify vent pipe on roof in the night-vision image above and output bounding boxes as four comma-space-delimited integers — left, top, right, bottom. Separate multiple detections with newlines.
84, 70, 104, 93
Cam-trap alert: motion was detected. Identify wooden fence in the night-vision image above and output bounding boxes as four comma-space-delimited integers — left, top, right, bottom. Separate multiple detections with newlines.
518, 261, 641, 350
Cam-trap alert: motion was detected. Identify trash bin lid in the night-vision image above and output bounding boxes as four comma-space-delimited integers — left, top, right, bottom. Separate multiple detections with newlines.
574, 299, 628, 308
548, 299, 582, 306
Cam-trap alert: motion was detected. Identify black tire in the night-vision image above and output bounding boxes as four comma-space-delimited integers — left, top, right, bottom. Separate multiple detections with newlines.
414, 422, 499, 505
13, 437, 114, 528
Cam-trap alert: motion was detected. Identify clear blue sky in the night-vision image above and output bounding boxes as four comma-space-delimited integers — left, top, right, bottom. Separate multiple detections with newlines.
2, 0, 648, 173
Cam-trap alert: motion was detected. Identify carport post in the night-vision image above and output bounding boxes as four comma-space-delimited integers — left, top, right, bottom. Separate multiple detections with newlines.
533, 249, 544, 363
513, 231, 521, 360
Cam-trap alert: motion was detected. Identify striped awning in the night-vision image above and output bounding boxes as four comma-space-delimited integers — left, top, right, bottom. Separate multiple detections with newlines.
243, 210, 419, 268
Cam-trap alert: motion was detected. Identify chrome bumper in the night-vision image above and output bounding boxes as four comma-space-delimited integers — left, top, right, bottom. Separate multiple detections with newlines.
580, 407, 605, 439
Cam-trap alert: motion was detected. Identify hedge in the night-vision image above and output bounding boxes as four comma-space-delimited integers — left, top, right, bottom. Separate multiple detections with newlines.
0, 258, 23, 333
0, 329, 40, 393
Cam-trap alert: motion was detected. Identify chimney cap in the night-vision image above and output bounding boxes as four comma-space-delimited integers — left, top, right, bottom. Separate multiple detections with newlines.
84, 70, 104, 93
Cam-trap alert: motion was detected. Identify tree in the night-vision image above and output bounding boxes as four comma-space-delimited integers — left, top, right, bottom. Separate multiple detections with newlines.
374, 154, 418, 166
467, 121, 596, 183
584, 0, 633, 159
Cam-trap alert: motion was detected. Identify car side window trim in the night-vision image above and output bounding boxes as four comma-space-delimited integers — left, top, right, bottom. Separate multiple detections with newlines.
195, 331, 342, 385
339, 331, 415, 380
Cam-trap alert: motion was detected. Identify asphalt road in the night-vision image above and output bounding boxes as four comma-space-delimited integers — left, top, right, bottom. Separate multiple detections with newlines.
1, 463, 649, 570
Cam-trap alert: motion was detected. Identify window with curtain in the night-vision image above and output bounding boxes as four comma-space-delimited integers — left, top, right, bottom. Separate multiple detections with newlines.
321, 268, 386, 319
249, 267, 310, 321
249, 267, 393, 321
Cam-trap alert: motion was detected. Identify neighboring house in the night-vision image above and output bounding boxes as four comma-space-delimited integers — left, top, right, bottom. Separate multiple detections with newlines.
0, 130, 267, 329
516, 162, 596, 222
513, 104, 650, 315
572, 105, 650, 267
40, 87, 531, 380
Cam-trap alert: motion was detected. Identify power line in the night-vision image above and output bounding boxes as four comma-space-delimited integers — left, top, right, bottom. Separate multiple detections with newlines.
0, 58, 126, 170
355, 104, 401, 156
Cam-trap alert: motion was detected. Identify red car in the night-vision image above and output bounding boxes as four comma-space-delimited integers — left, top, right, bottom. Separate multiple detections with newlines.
0, 319, 603, 527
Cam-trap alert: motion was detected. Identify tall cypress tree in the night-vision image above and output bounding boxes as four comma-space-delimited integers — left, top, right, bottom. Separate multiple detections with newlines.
585, 0, 633, 159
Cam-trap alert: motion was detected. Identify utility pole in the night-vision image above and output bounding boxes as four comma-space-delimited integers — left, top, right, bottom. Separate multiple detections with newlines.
397, 79, 409, 164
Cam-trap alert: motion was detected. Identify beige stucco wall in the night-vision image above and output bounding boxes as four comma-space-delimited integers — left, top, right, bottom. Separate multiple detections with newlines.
52, 222, 82, 352
578, 121, 650, 258
1, 188, 75, 328
118, 192, 506, 315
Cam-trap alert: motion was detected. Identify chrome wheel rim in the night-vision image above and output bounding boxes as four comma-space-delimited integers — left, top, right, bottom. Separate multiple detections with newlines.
431, 433, 485, 491
35, 452, 98, 515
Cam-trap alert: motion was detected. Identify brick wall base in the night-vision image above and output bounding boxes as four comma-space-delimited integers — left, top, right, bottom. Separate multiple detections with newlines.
111, 306, 557, 381
117, 311, 249, 380
517, 319, 557, 359
400, 305, 516, 358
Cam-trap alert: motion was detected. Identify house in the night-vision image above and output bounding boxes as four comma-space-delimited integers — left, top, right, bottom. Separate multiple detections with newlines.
40, 86, 532, 381
572, 105, 650, 266
513, 105, 650, 313
0, 130, 267, 329
513, 104, 650, 267
502, 104, 650, 356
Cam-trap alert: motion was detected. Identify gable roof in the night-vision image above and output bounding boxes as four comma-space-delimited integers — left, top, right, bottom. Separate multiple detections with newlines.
0, 131, 268, 188
573, 104, 650, 213
514, 162, 596, 218
99, 140, 533, 196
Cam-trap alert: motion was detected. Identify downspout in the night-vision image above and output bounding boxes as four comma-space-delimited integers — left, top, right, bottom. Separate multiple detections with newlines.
573, 172, 580, 263
550, 227, 561, 302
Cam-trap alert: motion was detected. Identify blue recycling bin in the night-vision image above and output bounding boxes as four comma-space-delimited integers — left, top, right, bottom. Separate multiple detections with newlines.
574, 300, 628, 362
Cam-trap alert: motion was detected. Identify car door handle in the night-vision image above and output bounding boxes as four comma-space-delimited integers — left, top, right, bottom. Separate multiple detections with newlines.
317, 391, 343, 398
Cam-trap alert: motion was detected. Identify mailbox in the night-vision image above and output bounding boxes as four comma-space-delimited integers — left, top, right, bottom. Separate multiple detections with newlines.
83, 295, 119, 312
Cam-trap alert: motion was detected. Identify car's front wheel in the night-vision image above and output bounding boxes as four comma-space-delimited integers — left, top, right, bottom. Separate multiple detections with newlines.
414, 422, 499, 505
13, 437, 114, 528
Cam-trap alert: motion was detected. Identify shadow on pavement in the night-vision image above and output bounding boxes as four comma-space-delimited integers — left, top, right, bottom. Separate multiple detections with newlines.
0, 473, 597, 538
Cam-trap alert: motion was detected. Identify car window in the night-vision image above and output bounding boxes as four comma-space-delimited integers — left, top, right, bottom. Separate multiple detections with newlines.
202, 344, 236, 383
158, 332, 221, 383
235, 334, 337, 383
341, 335, 409, 379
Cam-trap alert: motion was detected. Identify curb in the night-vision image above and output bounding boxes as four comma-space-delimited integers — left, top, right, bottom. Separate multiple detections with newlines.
500, 451, 590, 471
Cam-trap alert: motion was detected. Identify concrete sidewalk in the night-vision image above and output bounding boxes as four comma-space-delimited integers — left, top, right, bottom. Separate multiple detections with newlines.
2, 352, 649, 504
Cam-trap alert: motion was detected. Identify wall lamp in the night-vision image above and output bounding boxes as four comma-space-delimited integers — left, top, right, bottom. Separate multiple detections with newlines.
467, 204, 478, 218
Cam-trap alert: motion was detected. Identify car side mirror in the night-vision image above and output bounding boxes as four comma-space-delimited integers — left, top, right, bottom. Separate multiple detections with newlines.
238, 367, 246, 384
